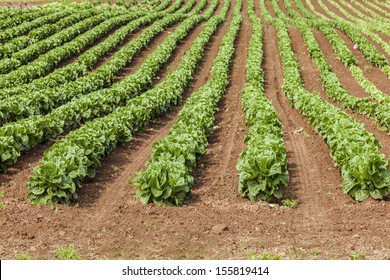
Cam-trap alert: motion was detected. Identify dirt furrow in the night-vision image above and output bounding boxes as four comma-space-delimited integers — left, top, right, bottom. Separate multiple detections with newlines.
355, 0, 390, 19
336, 1, 366, 21
1, 0, 390, 261
86, 23, 151, 73
260, 14, 390, 260
312, 29, 371, 99
264, 0, 276, 18
191, 0, 249, 203
306, 0, 333, 20
261, 16, 351, 254
312, 0, 390, 62
54, 22, 125, 71
0, 3, 224, 259
289, 25, 390, 159
332, 29, 390, 84
320, 0, 349, 21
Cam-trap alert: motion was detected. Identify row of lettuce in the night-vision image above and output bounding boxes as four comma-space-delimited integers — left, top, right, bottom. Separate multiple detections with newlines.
0, 1, 202, 125
236, 0, 288, 202
0, 0, 179, 81
260, 0, 390, 201
276, 0, 390, 132
24, 0, 220, 205
0, 0, 201, 100
0, 1, 211, 172
133, 0, 240, 206
1, 0, 389, 206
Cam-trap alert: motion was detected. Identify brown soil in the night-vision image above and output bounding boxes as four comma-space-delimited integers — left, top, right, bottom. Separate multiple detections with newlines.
288, 25, 390, 158
369, 1, 390, 14
332, 30, 389, 94
289, 0, 304, 17
112, 23, 183, 83
336, 1, 365, 21
312, 28, 371, 99
319, 0, 348, 21
87, 21, 151, 73
348, 1, 378, 20
354, 0, 390, 19
55, 19, 126, 71
0, 0, 390, 261
263, 0, 276, 18
304, 1, 327, 19
313, 4, 390, 89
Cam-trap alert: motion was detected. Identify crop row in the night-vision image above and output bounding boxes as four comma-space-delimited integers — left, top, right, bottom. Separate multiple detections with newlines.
0, 1, 186, 98
341, 0, 388, 23
0, 11, 188, 171
328, 0, 390, 33
291, 1, 389, 103
134, 0, 241, 206
0, 0, 196, 100
0, 9, 75, 44
0, 10, 131, 78
0, 4, 70, 30
279, 0, 390, 131
236, 0, 288, 202
0, 1, 218, 175
260, 0, 390, 201
0, 10, 97, 59
0, 11, 187, 125
302, 0, 390, 57
25, 0, 221, 205
363, 0, 390, 19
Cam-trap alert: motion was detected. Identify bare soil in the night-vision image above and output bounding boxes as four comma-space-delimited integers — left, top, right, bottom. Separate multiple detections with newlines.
0, 0, 389, 260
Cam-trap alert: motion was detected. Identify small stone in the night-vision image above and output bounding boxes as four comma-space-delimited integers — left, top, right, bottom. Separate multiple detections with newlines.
58, 231, 66, 237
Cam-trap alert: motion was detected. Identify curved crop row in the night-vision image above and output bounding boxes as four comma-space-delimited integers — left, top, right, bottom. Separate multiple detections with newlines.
330, 0, 390, 31
281, 1, 389, 104
0, 10, 97, 59
0, 9, 75, 44
0, 11, 141, 87
25, 0, 222, 205
0, 7, 37, 22
0, 2, 219, 173
363, 0, 390, 19
260, 0, 390, 201
302, 0, 390, 57
295, 21, 390, 132
0, 12, 183, 125
0, 4, 67, 30
316, 0, 389, 35
186, 0, 208, 16
134, 0, 241, 206
0, 10, 124, 76
0, 0, 190, 100
0, 12, 182, 100
316, 0, 390, 77
349, 0, 390, 22
236, 0, 288, 202
284, 0, 390, 104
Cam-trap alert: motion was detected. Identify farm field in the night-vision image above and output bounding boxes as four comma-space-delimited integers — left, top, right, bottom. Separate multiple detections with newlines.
0, 0, 389, 260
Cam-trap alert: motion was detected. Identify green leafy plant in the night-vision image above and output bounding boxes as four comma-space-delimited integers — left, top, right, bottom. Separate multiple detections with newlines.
134, 0, 239, 206
350, 253, 365, 260
236, 0, 288, 202
15, 252, 32, 260
282, 199, 298, 208
26, 0, 221, 205
247, 251, 281, 260
259, 1, 390, 202
56, 245, 82, 260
